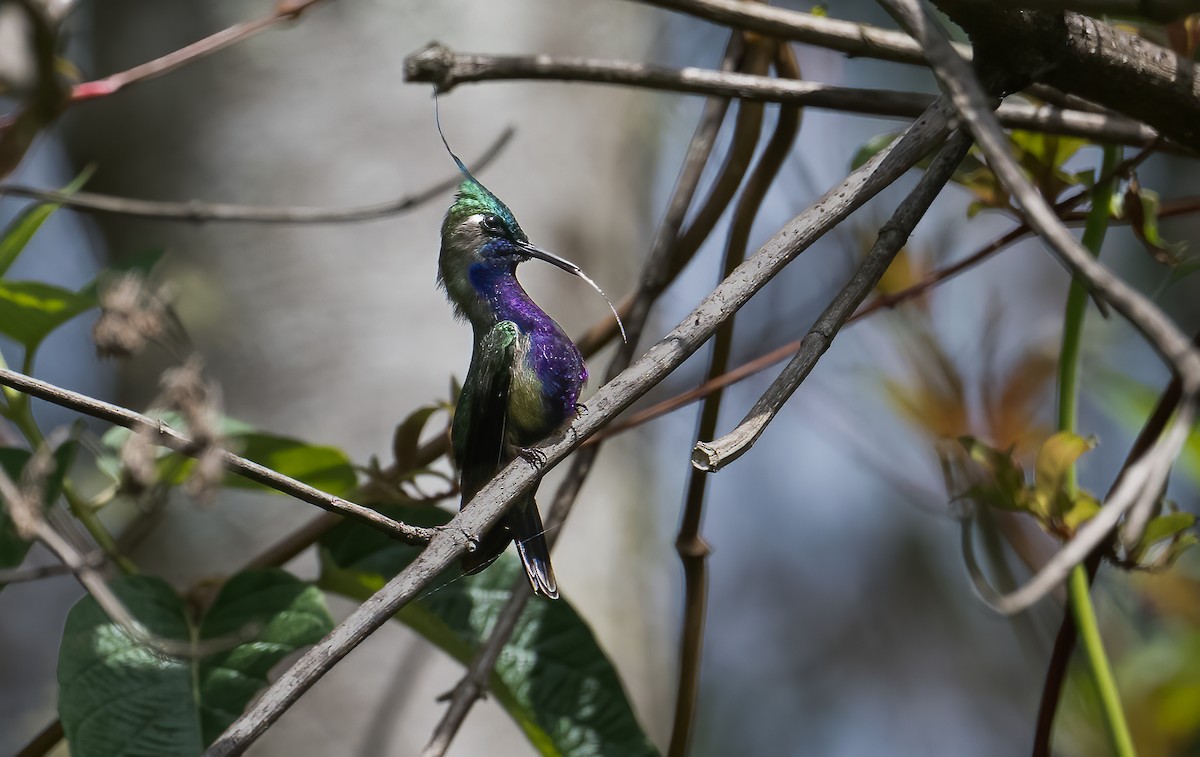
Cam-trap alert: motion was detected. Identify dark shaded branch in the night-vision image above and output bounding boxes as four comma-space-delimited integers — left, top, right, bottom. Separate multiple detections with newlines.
626, 0, 951, 65
933, 0, 1200, 150
1014, 0, 1200, 22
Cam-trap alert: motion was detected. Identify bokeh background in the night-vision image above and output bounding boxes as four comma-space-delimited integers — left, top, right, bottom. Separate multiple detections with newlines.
2, 1, 1199, 755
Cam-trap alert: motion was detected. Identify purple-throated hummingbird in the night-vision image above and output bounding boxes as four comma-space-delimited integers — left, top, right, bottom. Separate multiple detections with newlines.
436, 117, 623, 599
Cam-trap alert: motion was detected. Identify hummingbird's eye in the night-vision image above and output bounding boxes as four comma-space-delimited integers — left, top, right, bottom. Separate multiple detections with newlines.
479, 215, 505, 236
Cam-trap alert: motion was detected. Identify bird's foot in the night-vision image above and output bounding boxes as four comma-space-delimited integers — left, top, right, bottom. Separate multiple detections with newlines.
573, 402, 588, 418
517, 446, 548, 468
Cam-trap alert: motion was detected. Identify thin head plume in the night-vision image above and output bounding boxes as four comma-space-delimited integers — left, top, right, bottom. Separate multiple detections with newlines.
434, 93, 475, 183
433, 93, 626, 344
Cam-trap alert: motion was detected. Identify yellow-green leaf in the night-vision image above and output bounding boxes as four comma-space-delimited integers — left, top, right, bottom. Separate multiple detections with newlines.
1033, 431, 1094, 516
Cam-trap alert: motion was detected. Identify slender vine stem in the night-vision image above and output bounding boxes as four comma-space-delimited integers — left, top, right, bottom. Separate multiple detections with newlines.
1052, 144, 1135, 757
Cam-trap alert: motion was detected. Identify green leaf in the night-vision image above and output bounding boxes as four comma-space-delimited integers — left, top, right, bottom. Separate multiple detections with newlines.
1122, 179, 1186, 265
100, 415, 357, 497
1061, 492, 1100, 532
1140, 511, 1196, 546
0, 443, 75, 579
0, 280, 97, 350
959, 436, 1027, 503
58, 569, 334, 756
224, 433, 357, 495
0, 167, 94, 277
319, 505, 658, 757
1131, 510, 1197, 566
851, 132, 902, 170
1033, 431, 1095, 517
392, 404, 441, 473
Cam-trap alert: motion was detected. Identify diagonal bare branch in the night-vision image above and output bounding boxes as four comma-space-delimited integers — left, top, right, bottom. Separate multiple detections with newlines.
70, 0, 327, 102
694, 130, 973, 471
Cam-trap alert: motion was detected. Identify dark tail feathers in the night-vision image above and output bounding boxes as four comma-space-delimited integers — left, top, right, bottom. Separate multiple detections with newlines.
461, 499, 558, 600
511, 500, 558, 599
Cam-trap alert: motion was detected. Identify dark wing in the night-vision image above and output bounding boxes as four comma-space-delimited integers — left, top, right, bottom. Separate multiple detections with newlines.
453, 320, 519, 505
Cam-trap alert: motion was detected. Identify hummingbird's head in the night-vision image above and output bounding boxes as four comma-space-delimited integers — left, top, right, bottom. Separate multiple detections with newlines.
439, 176, 589, 324
432, 98, 627, 339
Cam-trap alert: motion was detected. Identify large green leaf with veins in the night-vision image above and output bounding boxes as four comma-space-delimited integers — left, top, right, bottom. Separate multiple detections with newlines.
57, 570, 333, 756
318, 504, 658, 757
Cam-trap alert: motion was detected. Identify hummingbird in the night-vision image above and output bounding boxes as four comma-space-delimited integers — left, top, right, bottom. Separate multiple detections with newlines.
435, 117, 624, 599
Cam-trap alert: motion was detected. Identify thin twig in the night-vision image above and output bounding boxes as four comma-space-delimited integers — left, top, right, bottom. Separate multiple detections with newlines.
694, 131, 972, 470
13, 719, 62, 757
0, 368, 434, 544
70, 0, 327, 102
203, 98, 955, 757
1031, 328, 1200, 756
668, 36, 793, 757
405, 43, 1162, 147
0, 128, 513, 224
0, 551, 102, 583
626, 0, 957, 66
418, 35, 750, 757
879, 0, 1200, 614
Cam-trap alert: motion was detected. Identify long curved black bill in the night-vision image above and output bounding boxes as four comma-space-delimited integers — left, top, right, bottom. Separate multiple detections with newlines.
517, 241, 627, 343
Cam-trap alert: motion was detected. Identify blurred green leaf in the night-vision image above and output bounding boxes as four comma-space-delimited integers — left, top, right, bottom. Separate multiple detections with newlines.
850, 132, 902, 171
58, 569, 333, 756
1099, 373, 1200, 489
1121, 178, 1186, 265
100, 413, 357, 497
392, 404, 441, 474
1033, 431, 1095, 517
319, 504, 658, 757
1062, 492, 1100, 531
0, 167, 94, 277
1141, 512, 1196, 548
0, 281, 96, 350
0, 247, 164, 352
960, 436, 1027, 505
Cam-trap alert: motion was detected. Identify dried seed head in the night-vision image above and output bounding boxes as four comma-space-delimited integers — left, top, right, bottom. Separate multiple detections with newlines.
92, 273, 167, 358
